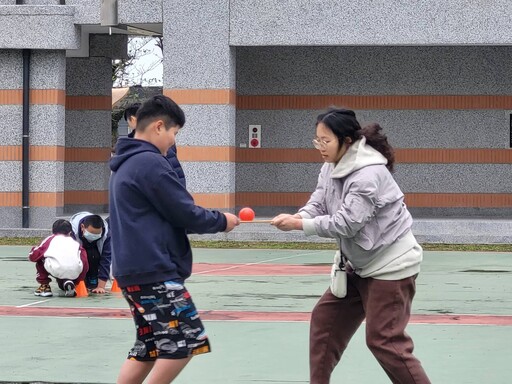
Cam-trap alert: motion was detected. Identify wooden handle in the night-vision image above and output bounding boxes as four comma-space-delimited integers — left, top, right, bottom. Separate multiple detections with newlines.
239, 219, 273, 223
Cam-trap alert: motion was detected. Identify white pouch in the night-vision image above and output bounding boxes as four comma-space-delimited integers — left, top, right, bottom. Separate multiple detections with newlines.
330, 251, 347, 298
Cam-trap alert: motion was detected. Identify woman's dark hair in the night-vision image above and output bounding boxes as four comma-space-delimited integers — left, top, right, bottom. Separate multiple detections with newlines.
52, 219, 72, 235
316, 108, 395, 172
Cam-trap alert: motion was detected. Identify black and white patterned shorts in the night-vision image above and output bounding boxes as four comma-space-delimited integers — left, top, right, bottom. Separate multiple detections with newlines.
122, 280, 210, 360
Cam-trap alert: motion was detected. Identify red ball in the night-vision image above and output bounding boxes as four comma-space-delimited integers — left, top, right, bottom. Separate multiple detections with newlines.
239, 207, 255, 221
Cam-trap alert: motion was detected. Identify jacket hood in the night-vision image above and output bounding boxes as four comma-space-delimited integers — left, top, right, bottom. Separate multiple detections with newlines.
70, 211, 109, 239
110, 137, 161, 172
331, 137, 388, 179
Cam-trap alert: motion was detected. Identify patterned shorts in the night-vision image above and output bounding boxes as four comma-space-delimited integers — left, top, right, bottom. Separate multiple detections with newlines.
122, 281, 210, 360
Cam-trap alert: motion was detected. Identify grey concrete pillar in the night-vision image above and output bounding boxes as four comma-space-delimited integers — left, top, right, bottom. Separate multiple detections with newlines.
0, 50, 66, 228
163, 0, 236, 212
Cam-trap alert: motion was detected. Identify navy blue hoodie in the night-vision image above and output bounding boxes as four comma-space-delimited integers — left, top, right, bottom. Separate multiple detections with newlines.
167, 145, 186, 187
109, 137, 227, 287
128, 130, 185, 187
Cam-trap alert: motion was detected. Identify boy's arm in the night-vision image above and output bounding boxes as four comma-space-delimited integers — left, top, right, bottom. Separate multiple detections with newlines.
88, 236, 111, 294
97, 235, 112, 290
28, 235, 53, 262
143, 162, 227, 234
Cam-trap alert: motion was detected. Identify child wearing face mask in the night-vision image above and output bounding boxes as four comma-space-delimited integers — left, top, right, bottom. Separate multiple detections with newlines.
69, 212, 111, 294
29, 219, 89, 297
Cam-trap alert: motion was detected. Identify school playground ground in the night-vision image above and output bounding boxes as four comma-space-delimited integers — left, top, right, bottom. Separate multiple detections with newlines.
0, 245, 511, 384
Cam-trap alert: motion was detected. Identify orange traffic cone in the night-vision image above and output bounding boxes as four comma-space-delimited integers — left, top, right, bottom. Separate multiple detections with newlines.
75, 280, 88, 297
111, 279, 121, 293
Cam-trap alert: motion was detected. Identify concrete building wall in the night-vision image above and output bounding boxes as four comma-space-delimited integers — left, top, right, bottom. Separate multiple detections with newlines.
230, 0, 512, 46
235, 46, 512, 216
118, 0, 162, 24
66, 0, 101, 24
1, 1, 511, 228
0, 5, 79, 50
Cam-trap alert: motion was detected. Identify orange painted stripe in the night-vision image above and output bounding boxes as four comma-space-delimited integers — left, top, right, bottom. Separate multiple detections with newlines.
236, 192, 311, 207
0, 146, 65, 161
234, 192, 512, 208
164, 89, 235, 105
30, 146, 65, 161
236, 95, 512, 110
176, 147, 512, 164
0, 146, 22, 161
65, 148, 112, 162
0, 146, 111, 162
1, 191, 509, 208
1, 145, 509, 164
395, 148, 512, 163
0, 192, 21, 207
235, 148, 322, 163
64, 191, 109, 205
178, 146, 236, 162
404, 193, 512, 208
0, 89, 65, 105
191, 193, 235, 209
0, 192, 63, 207
65, 96, 112, 110
0, 191, 109, 207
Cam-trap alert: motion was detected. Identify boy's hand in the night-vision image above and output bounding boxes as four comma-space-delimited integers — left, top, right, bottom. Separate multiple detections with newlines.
91, 279, 107, 294
223, 213, 240, 232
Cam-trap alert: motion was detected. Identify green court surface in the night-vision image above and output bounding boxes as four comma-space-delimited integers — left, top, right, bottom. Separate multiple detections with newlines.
0, 246, 511, 383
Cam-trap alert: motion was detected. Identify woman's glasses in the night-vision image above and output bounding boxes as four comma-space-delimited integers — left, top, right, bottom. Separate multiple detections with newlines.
312, 138, 330, 150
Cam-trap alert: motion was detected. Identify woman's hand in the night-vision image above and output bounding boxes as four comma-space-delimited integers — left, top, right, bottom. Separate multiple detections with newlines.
271, 214, 303, 231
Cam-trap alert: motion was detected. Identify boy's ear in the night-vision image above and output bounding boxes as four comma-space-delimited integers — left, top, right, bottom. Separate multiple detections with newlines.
153, 120, 164, 133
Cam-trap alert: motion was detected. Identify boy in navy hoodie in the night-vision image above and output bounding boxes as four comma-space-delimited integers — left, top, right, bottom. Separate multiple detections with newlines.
109, 95, 239, 384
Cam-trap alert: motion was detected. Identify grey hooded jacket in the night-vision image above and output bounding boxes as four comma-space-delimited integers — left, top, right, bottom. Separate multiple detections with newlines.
299, 137, 420, 277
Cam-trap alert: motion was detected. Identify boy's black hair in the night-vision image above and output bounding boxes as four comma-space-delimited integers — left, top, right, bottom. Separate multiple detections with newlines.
123, 102, 141, 121
82, 215, 104, 229
135, 95, 185, 132
52, 219, 72, 235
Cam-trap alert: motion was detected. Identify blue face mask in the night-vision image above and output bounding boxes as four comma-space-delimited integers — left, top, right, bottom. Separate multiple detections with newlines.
83, 229, 102, 243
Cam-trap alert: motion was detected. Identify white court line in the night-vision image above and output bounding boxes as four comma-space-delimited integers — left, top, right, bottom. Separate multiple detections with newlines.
192, 251, 319, 275
16, 299, 52, 308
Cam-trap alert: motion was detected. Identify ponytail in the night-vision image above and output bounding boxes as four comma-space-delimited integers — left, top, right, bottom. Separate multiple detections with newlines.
361, 123, 395, 172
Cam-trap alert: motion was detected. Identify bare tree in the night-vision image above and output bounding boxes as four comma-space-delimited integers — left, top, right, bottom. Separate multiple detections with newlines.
112, 36, 163, 87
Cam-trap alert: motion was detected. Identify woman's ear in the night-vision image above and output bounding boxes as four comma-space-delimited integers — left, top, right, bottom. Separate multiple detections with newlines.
344, 137, 353, 144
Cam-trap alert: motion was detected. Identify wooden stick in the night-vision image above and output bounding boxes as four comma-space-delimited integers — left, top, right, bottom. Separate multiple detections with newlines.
239, 219, 273, 223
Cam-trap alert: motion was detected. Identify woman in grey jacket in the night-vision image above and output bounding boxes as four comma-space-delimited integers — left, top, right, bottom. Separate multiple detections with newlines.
272, 109, 430, 384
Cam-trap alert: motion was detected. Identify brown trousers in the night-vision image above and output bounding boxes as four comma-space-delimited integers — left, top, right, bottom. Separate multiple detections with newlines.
310, 273, 431, 384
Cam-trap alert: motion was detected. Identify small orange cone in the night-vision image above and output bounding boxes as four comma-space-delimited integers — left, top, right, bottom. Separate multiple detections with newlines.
111, 279, 121, 293
75, 280, 88, 297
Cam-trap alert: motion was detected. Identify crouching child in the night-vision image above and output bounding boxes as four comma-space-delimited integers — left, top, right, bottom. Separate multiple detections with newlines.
29, 219, 89, 297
